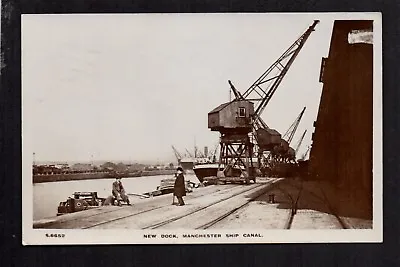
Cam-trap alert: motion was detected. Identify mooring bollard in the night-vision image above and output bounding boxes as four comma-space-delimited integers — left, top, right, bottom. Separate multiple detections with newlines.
268, 194, 275, 204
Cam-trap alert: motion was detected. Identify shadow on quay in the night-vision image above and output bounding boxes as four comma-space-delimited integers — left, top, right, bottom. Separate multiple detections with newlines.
255, 178, 372, 222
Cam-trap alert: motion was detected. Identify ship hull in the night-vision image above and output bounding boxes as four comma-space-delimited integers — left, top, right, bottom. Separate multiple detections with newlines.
180, 161, 194, 171
193, 164, 242, 183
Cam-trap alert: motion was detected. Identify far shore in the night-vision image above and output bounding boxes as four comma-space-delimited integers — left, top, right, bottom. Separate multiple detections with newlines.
33, 169, 177, 184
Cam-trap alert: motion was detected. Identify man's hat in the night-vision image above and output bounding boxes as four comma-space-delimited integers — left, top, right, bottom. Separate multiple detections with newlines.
176, 167, 183, 172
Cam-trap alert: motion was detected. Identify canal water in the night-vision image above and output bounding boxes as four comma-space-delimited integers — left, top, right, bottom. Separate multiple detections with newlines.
33, 174, 199, 221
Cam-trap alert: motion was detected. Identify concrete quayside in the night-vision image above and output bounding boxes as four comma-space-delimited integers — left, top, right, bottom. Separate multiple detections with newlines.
33, 177, 371, 230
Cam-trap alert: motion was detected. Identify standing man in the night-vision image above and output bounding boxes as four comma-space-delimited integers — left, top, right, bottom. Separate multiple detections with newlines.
173, 167, 186, 206
112, 176, 131, 206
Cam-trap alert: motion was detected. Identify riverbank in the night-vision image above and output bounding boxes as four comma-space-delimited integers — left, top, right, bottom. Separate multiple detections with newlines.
33, 169, 176, 183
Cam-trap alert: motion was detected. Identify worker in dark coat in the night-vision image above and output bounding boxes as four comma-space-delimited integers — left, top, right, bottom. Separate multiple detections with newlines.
112, 176, 131, 206
173, 167, 186, 206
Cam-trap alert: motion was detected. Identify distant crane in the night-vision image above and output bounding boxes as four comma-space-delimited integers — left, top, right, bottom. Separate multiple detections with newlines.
171, 146, 182, 164
206, 143, 219, 163
300, 145, 311, 161
272, 107, 306, 163
294, 130, 307, 157
212, 142, 219, 155
185, 148, 193, 158
283, 107, 306, 145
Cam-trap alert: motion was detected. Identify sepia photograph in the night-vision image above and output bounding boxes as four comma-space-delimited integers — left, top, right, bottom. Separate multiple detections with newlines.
22, 12, 382, 244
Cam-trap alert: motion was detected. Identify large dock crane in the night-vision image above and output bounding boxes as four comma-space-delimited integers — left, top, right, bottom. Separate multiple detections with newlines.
227, 21, 318, 163
208, 21, 319, 183
244, 20, 319, 118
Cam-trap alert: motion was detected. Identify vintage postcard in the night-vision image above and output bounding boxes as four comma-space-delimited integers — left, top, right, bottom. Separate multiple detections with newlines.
22, 12, 382, 245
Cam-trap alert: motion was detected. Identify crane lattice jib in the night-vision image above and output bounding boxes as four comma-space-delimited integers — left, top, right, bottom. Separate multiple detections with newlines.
294, 129, 307, 156
301, 145, 311, 160
244, 20, 319, 121
171, 146, 182, 160
283, 107, 306, 145
185, 148, 193, 158
212, 142, 219, 155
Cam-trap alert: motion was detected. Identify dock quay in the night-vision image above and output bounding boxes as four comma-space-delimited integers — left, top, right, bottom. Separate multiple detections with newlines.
33, 177, 371, 230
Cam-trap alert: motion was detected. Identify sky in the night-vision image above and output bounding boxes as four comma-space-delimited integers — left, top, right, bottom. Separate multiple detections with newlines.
22, 13, 336, 164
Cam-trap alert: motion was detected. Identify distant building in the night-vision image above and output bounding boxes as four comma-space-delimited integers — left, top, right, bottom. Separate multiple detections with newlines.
126, 163, 146, 172
71, 163, 93, 171
54, 163, 70, 170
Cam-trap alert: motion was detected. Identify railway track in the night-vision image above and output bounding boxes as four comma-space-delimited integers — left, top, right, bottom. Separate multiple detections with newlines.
145, 181, 277, 229
196, 186, 269, 230
40, 177, 345, 230
81, 184, 242, 229
197, 178, 347, 230
82, 181, 275, 229
284, 180, 349, 229
281, 181, 303, 229
278, 180, 347, 229
35, 184, 238, 229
